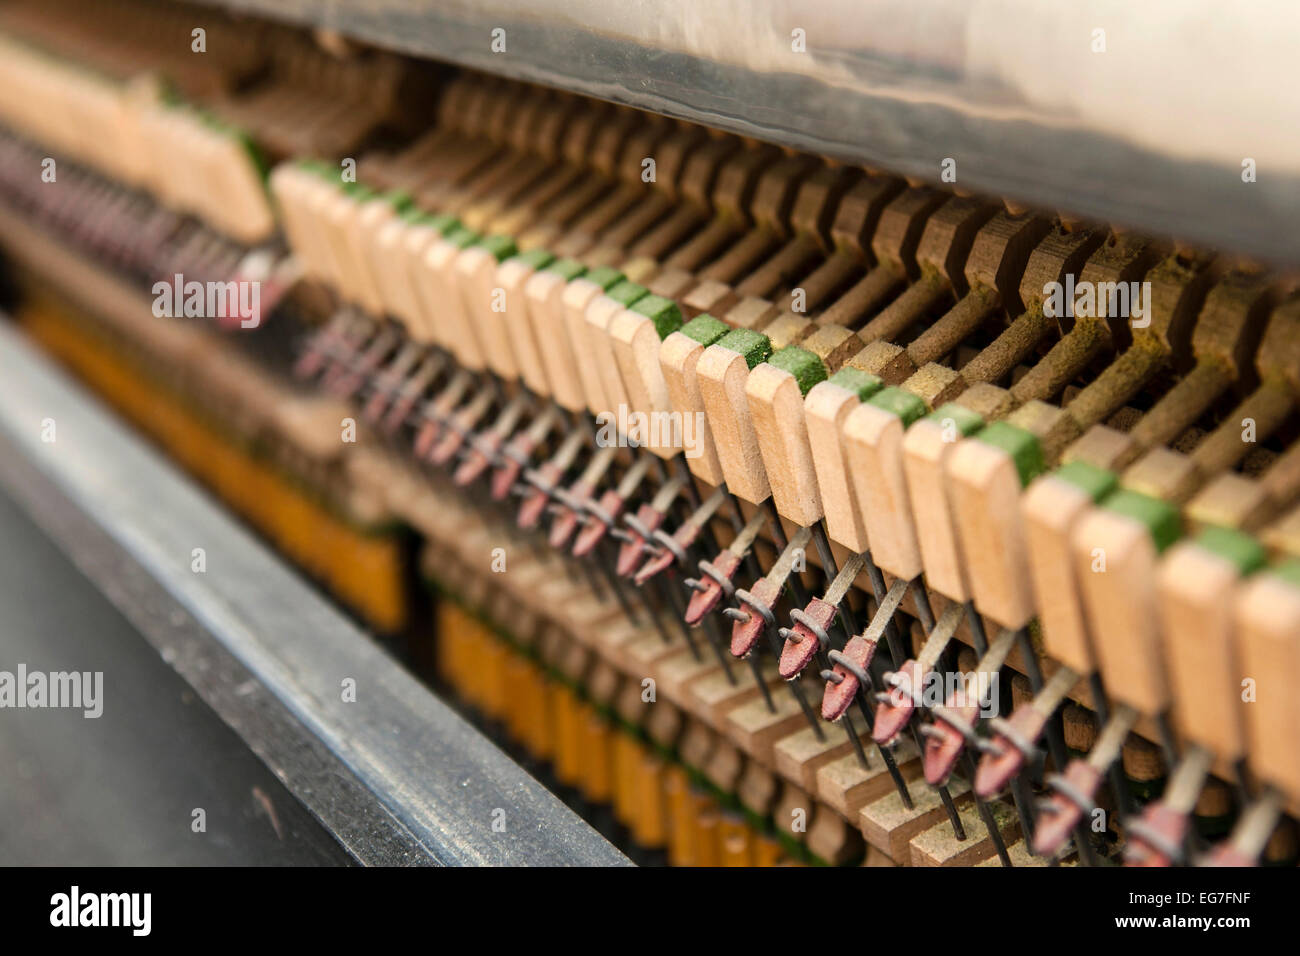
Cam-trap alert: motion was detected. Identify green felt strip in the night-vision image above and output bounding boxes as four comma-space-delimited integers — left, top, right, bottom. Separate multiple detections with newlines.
232, 131, 270, 183
583, 265, 625, 291
430, 213, 461, 235
868, 387, 927, 428
975, 421, 1045, 488
1054, 460, 1119, 503
342, 182, 377, 201
477, 234, 519, 262
382, 189, 414, 211
514, 248, 555, 270
1271, 559, 1300, 590
1101, 489, 1182, 554
680, 314, 729, 347
767, 346, 827, 396
607, 281, 649, 308
927, 402, 984, 438
827, 367, 884, 402
403, 211, 460, 234
297, 159, 330, 178
716, 329, 772, 370
631, 295, 684, 339
545, 257, 587, 282
445, 226, 481, 250
1195, 526, 1267, 576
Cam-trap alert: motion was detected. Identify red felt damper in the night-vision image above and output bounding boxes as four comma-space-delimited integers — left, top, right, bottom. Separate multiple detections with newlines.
1198, 844, 1256, 868
362, 380, 394, 424
491, 435, 535, 501
730, 577, 780, 657
330, 347, 383, 399
974, 704, 1048, 798
821, 632, 877, 721
548, 480, 593, 549
872, 659, 924, 745
685, 550, 739, 626
413, 418, 443, 459
428, 415, 472, 465
293, 334, 332, 380
572, 489, 623, 558
616, 505, 663, 577
1124, 803, 1189, 868
1032, 760, 1103, 857
453, 433, 503, 486
382, 390, 421, 436
292, 346, 327, 380
779, 598, 835, 679
922, 693, 981, 786
517, 462, 563, 530
635, 523, 702, 585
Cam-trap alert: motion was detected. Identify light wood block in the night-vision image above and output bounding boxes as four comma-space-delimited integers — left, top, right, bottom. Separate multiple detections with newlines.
859, 774, 971, 863
1235, 573, 1300, 799
1187, 473, 1272, 534
747, 363, 824, 526
773, 725, 854, 792
946, 438, 1036, 629
726, 691, 811, 764
975, 839, 1070, 866
324, 189, 376, 312
493, 255, 549, 384
1022, 474, 1098, 675
697, 343, 771, 504
655, 649, 723, 701
902, 417, 971, 601
609, 309, 678, 458
399, 222, 446, 344
844, 402, 924, 580
806, 381, 870, 552
1071, 508, 1171, 714
1157, 542, 1248, 760
354, 197, 403, 317
421, 236, 485, 369
453, 246, 502, 374
586, 293, 633, 419
686, 668, 773, 734
372, 218, 421, 335
909, 796, 1020, 867
530, 270, 586, 411
816, 735, 921, 818
660, 330, 726, 484
617, 630, 692, 676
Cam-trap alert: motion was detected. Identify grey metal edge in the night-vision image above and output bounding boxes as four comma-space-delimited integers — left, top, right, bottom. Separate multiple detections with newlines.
194, 0, 1300, 267
0, 320, 631, 866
